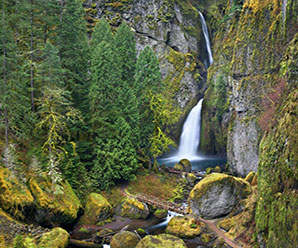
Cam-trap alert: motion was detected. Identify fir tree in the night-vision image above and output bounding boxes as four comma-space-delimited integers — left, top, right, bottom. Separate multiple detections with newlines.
90, 18, 113, 51
135, 46, 162, 152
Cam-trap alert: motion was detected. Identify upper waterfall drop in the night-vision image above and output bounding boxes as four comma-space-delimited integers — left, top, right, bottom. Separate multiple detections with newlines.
199, 11, 213, 66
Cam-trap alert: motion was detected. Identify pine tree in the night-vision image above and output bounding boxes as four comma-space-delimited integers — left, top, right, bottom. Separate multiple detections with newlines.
90, 18, 113, 51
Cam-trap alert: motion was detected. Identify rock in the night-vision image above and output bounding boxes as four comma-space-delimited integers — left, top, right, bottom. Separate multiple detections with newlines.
0, 167, 34, 220
28, 176, 81, 226
115, 198, 150, 219
38, 227, 69, 248
110, 231, 140, 248
95, 228, 114, 244
188, 173, 251, 219
153, 209, 168, 219
174, 159, 192, 172
78, 193, 112, 225
136, 234, 187, 248
166, 215, 205, 238
186, 173, 198, 186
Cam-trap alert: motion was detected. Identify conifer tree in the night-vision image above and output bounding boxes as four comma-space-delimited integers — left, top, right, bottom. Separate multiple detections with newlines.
114, 22, 140, 147
114, 22, 137, 86
90, 18, 113, 51
57, 0, 89, 109
135, 46, 162, 152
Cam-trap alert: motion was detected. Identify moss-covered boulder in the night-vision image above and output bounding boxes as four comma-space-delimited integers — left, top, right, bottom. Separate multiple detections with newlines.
166, 215, 205, 238
28, 176, 81, 226
110, 231, 140, 248
136, 234, 187, 248
0, 167, 34, 219
78, 193, 112, 225
115, 198, 150, 219
153, 209, 168, 219
188, 173, 251, 219
38, 227, 69, 248
186, 173, 198, 186
175, 159, 192, 172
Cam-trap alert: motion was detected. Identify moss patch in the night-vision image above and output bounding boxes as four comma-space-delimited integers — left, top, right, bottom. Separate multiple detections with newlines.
29, 176, 81, 226
38, 227, 69, 248
0, 167, 34, 220
136, 234, 187, 248
78, 193, 112, 225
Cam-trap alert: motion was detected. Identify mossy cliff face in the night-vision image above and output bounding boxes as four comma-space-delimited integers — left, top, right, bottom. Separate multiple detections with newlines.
255, 56, 298, 248
201, 0, 298, 177
83, 0, 208, 132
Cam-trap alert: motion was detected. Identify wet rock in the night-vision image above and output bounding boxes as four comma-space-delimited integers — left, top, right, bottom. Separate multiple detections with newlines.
115, 198, 150, 219
110, 231, 140, 248
153, 209, 168, 219
188, 173, 251, 219
166, 215, 205, 238
38, 227, 69, 248
186, 173, 198, 186
136, 234, 187, 248
174, 159, 192, 172
78, 193, 112, 225
29, 176, 81, 227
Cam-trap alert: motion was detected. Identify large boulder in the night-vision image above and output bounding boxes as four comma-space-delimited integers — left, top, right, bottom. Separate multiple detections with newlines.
110, 231, 140, 248
28, 176, 81, 226
78, 193, 112, 225
115, 198, 150, 219
38, 227, 69, 248
136, 234, 187, 248
166, 215, 205, 238
174, 159, 192, 172
188, 173, 251, 219
0, 167, 34, 220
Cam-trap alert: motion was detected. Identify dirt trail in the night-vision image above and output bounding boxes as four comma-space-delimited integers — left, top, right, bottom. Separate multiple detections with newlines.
120, 186, 242, 248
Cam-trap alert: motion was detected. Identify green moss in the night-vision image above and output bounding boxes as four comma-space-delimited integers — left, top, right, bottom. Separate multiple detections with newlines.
255, 90, 298, 247
110, 231, 139, 248
153, 209, 168, 219
38, 228, 69, 248
78, 193, 112, 225
0, 167, 34, 220
28, 176, 81, 225
201, 233, 212, 243
136, 234, 187, 248
166, 215, 204, 238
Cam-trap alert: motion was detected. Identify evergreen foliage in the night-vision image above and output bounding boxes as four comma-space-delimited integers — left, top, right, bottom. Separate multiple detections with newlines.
90, 18, 114, 50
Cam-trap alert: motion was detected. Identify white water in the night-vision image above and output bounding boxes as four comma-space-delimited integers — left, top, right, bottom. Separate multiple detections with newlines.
165, 99, 204, 162
199, 11, 213, 66
147, 211, 182, 230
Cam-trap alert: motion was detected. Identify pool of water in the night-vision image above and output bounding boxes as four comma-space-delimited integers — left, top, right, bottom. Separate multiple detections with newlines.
157, 154, 227, 172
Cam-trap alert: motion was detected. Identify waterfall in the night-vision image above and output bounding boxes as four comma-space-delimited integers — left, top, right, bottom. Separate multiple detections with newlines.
199, 11, 213, 66
176, 99, 204, 160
